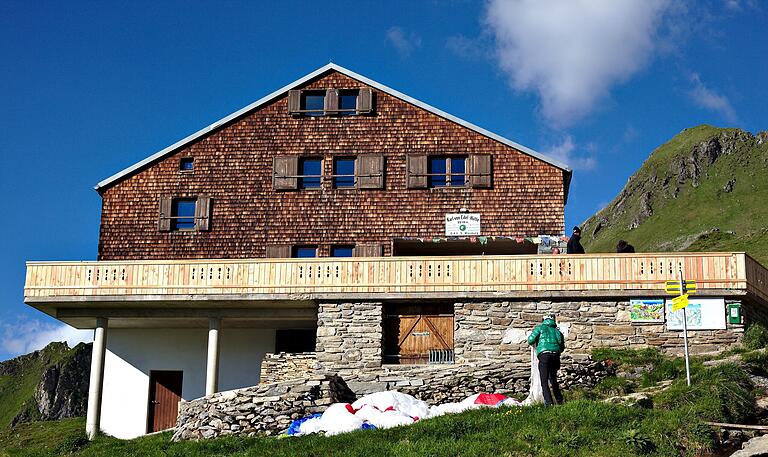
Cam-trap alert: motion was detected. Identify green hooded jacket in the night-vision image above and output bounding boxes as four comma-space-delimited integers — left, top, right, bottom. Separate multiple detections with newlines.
527, 318, 565, 355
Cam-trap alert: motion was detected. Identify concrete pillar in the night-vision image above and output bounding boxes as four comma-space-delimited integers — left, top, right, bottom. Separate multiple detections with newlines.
205, 317, 221, 396
86, 317, 108, 440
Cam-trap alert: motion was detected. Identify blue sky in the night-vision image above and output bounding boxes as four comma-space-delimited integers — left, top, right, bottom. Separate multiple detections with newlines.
1, 0, 766, 361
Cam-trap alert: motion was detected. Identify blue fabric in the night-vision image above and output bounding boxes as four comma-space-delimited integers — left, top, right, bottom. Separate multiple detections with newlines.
361, 422, 377, 430
287, 413, 323, 436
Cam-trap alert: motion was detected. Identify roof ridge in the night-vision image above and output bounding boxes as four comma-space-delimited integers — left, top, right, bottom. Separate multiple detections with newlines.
95, 63, 572, 192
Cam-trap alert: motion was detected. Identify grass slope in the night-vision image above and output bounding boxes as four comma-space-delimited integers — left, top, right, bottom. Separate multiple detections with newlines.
1, 348, 761, 457
581, 125, 768, 265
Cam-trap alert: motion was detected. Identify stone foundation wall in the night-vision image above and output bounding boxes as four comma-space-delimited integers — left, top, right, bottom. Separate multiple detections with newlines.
259, 353, 316, 384
316, 302, 382, 375
174, 355, 612, 441
455, 299, 745, 360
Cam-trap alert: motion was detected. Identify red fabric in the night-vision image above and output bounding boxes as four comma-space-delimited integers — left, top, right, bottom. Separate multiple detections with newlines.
383, 406, 395, 412
345, 404, 357, 414
474, 393, 507, 405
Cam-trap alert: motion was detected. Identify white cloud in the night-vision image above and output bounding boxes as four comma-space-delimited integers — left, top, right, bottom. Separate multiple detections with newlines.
688, 73, 738, 124
386, 26, 422, 57
545, 135, 597, 171
1, 318, 92, 359
485, 0, 673, 126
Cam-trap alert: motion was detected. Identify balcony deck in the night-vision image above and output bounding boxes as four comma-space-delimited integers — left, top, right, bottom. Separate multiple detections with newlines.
25, 252, 768, 305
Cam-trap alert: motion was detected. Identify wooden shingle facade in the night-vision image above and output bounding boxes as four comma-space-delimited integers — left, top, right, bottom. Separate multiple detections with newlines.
97, 65, 571, 260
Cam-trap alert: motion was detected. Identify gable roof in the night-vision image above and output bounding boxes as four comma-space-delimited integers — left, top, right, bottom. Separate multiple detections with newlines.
94, 63, 573, 196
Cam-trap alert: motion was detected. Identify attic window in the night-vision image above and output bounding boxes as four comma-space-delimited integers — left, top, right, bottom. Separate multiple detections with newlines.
301, 91, 326, 116
338, 90, 358, 116
179, 157, 194, 171
288, 88, 373, 116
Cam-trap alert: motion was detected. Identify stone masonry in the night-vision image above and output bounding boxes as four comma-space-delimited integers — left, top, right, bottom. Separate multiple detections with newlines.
316, 302, 382, 375
259, 353, 316, 385
174, 356, 612, 441
173, 297, 756, 440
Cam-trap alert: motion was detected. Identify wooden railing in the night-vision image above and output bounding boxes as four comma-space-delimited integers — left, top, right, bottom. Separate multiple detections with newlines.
25, 252, 768, 301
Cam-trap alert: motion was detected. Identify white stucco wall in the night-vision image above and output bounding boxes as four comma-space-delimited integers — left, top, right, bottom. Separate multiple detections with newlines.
96, 328, 275, 439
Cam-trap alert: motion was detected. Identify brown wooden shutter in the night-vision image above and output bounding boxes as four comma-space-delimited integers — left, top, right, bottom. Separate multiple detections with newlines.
324, 89, 338, 113
406, 155, 428, 189
358, 155, 384, 189
357, 88, 373, 113
195, 196, 212, 231
273, 156, 298, 190
287, 90, 301, 114
265, 245, 291, 258
353, 243, 382, 257
158, 196, 172, 232
469, 155, 492, 188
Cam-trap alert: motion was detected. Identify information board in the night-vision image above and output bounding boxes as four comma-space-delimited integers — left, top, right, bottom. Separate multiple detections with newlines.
665, 297, 726, 330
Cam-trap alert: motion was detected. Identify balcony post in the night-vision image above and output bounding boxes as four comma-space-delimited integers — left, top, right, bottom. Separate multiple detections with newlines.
86, 317, 108, 440
205, 317, 221, 396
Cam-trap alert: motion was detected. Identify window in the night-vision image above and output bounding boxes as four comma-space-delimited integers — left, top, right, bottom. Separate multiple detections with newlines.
338, 90, 358, 116
275, 329, 316, 353
428, 156, 467, 187
301, 91, 325, 116
331, 245, 354, 257
333, 157, 356, 188
179, 157, 194, 171
171, 199, 196, 230
288, 88, 373, 116
292, 246, 317, 258
298, 158, 322, 189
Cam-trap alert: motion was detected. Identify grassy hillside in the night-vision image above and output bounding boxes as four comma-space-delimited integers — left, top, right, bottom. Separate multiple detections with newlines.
1, 347, 764, 457
0, 343, 89, 429
581, 125, 768, 264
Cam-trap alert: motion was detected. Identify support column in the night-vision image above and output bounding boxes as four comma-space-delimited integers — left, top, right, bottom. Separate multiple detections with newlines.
205, 317, 221, 396
86, 317, 108, 440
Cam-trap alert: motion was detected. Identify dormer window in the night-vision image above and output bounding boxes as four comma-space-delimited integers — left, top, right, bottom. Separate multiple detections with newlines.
288, 88, 373, 116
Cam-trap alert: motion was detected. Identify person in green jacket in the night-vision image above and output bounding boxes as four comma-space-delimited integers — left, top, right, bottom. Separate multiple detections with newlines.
527, 314, 565, 406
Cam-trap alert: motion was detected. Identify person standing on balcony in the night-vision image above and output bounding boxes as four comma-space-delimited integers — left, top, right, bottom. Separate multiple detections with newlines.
566, 226, 585, 254
527, 314, 566, 406
616, 240, 636, 253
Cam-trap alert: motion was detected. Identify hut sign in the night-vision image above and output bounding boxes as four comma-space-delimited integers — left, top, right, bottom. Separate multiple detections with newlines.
445, 213, 481, 236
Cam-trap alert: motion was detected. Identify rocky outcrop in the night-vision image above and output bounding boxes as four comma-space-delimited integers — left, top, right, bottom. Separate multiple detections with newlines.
0, 342, 91, 427
33, 342, 91, 421
581, 126, 762, 250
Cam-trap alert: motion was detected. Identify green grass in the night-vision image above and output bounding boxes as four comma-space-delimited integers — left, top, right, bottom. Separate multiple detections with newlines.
0, 402, 723, 457
591, 347, 704, 388
581, 125, 768, 266
0, 358, 757, 457
1, 348, 758, 457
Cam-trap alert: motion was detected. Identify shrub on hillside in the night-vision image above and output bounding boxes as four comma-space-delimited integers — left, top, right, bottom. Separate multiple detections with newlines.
654, 363, 755, 424
742, 323, 768, 350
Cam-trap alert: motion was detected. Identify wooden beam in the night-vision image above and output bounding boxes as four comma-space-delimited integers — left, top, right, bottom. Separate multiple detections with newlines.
56, 307, 316, 320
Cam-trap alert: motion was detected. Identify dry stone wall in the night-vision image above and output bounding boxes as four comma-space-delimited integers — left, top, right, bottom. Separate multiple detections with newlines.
174, 356, 612, 440
259, 353, 316, 384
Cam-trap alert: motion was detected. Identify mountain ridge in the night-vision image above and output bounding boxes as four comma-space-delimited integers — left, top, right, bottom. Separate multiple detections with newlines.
581, 125, 768, 265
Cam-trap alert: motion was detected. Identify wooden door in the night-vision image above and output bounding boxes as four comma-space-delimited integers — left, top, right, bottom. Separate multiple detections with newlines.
147, 370, 183, 433
384, 304, 454, 364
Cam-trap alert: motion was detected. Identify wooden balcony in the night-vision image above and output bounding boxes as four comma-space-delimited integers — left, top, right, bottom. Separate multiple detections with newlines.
24, 252, 768, 305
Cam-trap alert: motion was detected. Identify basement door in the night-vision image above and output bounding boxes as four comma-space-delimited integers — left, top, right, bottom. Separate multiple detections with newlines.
147, 370, 183, 433
384, 303, 454, 364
